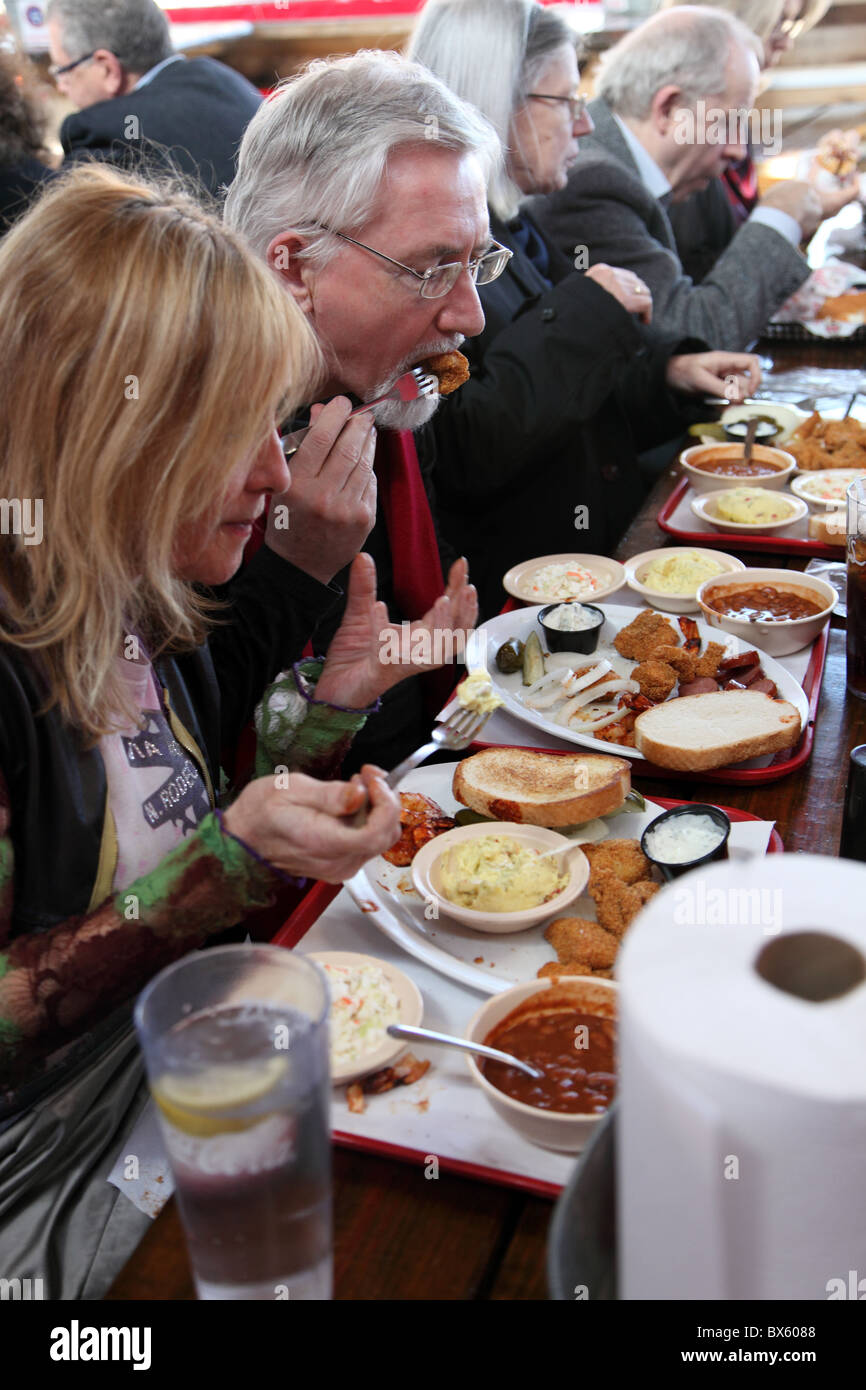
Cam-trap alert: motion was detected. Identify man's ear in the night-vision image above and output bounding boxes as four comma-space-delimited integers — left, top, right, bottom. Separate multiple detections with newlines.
267, 233, 315, 313
651, 84, 686, 134
93, 48, 128, 99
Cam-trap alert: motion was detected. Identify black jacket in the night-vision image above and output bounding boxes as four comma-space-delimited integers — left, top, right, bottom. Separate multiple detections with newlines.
0, 546, 338, 938
59, 55, 261, 197
0, 157, 55, 234
427, 211, 704, 620
667, 179, 737, 285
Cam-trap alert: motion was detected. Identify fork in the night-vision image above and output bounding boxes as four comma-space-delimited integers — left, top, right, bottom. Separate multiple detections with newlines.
279, 367, 439, 457
346, 702, 493, 827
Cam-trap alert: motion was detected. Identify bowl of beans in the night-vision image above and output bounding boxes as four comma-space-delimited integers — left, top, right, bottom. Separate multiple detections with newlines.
696, 567, 836, 656
681, 442, 796, 494
464, 977, 617, 1152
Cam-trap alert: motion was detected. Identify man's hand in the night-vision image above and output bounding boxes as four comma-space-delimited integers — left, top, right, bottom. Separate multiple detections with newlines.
586, 263, 653, 324
314, 553, 478, 709
760, 181, 824, 242
665, 351, 763, 400
223, 764, 401, 882
265, 396, 377, 584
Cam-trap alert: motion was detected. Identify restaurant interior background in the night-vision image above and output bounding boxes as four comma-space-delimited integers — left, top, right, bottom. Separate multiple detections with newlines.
3, 0, 866, 208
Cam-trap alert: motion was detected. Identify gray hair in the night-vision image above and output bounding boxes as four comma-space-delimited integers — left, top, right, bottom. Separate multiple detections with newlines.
408, 0, 578, 220
223, 49, 500, 271
46, 0, 172, 75
598, 6, 762, 120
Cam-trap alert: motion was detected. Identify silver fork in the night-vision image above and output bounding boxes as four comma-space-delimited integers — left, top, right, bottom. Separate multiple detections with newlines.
347, 703, 493, 827
386, 704, 493, 788
280, 368, 439, 457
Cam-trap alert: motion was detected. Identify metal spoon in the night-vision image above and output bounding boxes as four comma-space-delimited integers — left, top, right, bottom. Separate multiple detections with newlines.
386, 1022, 544, 1080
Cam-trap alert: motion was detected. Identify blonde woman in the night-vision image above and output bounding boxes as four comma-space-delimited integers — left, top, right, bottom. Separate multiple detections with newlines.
0, 166, 467, 1296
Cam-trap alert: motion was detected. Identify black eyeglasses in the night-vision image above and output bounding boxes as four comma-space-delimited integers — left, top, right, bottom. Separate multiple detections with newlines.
526, 90, 588, 121
49, 50, 97, 80
317, 225, 512, 300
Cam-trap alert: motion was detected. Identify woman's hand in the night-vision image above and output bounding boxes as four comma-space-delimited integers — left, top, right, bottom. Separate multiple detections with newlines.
223, 764, 400, 882
585, 263, 653, 324
314, 553, 478, 709
665, 351, 763, 401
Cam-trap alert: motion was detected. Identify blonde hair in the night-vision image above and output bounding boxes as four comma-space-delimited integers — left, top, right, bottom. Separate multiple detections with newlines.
659, 0, 830, 44
0, 165, 321, 742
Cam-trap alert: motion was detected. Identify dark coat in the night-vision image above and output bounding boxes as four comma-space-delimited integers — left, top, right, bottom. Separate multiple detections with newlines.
425, 210, 703, 621
667, 179, 737, 285
532, 97, 809, 351
0, 157, 55, 234
59, 55, 261, 197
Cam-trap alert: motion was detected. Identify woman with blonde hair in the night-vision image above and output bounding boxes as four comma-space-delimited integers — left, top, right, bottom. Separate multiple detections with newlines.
0, 164, 465, 1296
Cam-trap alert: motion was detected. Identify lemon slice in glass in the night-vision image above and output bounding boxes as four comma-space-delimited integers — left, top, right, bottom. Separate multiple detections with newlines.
153, 1057, 288, 1137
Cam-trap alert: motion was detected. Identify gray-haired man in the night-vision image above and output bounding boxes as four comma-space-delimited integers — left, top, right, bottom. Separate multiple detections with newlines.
47, 0, 261, 195
224, 51, 501, 771
533, 6, 824, 349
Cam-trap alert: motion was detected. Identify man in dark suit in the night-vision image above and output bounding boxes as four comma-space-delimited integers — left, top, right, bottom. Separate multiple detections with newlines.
532, 7, 824, 350
47, 0, 261, 197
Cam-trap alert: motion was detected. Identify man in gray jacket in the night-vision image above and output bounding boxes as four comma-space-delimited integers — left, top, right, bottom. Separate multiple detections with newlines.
533, 6, 823, 350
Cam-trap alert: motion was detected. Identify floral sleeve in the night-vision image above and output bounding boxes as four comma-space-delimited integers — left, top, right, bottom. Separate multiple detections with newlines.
0, 784, 276, 1075
254, 659, 376, 780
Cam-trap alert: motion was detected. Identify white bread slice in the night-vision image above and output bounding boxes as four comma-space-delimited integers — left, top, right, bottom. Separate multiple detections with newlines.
808, 510, 846, 547
451, 748, 631, 827
633, 690, 802, 772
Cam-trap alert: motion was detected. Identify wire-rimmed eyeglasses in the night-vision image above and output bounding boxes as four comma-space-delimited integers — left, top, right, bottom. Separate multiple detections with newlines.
317, 225, 513, 299
526, 90, 588, 121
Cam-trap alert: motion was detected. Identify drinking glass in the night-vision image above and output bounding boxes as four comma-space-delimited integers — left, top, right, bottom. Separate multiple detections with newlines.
846, 478, 866, 701
135, 944, 331, 1300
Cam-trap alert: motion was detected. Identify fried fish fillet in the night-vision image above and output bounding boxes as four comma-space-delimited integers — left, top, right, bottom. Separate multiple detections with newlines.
422, 350, 470, 395
589, 870, 660, 937
583, 838, 653, 885
613, 611, 679, 661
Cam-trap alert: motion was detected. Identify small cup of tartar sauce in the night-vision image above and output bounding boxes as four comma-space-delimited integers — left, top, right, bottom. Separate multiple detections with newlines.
538, 601, 605, 654
640, 804, 731, 881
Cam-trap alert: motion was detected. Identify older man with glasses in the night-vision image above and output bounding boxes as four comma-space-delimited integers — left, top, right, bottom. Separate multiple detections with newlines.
46, 0, 262, 196
224, 52, 497, 772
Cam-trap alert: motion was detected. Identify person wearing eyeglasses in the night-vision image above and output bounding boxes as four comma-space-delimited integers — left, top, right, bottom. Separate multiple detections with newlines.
660, 0, 857, 283
408, 0, 762, 619
224, 52, 495, 773
46, 0, 262, 197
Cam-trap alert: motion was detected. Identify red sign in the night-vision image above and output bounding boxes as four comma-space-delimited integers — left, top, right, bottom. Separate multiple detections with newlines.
164, 1, 600, 23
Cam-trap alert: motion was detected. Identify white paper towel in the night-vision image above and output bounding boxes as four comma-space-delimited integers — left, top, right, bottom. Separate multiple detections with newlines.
616, 853, 866, 1301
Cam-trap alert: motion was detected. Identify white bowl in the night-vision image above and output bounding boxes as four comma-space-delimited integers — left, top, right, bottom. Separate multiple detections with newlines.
696, 567, 836, 656
720, 402, 809, 444
306, 951, 423, 1086
465, 977, 617, 1153
790, 469, 866, 512
411, 822, 589, 933
681, 442, 797, 494
625, 546, 746, 613
502, 553, 626, 605
691, 488, 808, 534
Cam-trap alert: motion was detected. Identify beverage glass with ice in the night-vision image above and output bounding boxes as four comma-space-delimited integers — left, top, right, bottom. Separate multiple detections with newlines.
135, 944, 331, 1300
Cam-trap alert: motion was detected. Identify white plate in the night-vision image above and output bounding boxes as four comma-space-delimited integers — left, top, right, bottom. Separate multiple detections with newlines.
790, 469, 866, 510
473, 605, 808, 768
306, 951, 424, 1086
345, 764, 774, 996
625, 546, 746, 613
690, 490, 809, 534
502, 553, 626, 605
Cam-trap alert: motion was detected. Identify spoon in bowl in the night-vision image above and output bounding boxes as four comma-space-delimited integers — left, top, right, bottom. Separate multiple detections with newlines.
387, 1023, 544, 1079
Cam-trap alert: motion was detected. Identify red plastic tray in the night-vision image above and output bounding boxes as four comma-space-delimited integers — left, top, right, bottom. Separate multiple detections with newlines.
657, 475, 841, 558
485, 601, 830, 786
271, 798, 782, 1198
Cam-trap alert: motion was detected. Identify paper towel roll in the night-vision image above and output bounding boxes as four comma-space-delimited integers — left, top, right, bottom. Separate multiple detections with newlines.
617, 853, 866, 1301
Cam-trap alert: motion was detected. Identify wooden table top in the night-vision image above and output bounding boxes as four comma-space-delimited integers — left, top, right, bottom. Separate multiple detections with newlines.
106, 340, 866, 1303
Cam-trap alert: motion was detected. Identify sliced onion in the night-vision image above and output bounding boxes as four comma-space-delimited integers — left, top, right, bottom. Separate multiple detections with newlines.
579, 705, 633, 732
523, 660, 613, 709
561, 660, 613, 696
554, 679, 638, 725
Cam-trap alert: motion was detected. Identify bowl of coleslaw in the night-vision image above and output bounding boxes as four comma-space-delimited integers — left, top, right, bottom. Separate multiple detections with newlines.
306, 951, 423, 1086
502, 553, 626, 606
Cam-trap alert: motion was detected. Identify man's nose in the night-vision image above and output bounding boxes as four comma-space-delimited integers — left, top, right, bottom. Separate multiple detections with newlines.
436, 268, 486, 339
575, 108, 594, 137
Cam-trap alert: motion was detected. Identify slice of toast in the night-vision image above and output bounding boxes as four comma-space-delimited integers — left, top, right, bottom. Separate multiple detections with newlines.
633, 690, 802, 772
451, 748, 631, 827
